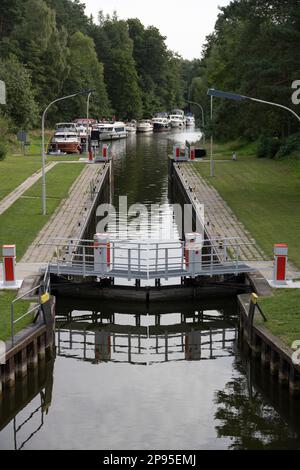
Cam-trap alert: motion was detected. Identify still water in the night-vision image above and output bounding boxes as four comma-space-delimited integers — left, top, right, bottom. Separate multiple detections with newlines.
1, 129, 300, 450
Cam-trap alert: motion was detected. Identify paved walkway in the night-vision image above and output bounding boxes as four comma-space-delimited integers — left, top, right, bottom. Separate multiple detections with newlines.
175, 163, 268, 261
0, 162, 57, 215
21, 163, 107, 263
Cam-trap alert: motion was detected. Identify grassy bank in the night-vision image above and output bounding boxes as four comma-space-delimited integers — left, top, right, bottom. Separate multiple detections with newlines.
193, 142, 300, 267
259, 290, 300, 347
0, 162, 84, 260
0, 291, 31, 341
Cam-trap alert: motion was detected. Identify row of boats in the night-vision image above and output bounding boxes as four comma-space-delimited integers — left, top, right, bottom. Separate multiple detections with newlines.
48, 109, 195, 154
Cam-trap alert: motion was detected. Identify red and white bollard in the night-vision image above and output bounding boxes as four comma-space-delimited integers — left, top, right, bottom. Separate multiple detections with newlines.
274, 244, 288, 284
184, 233, 203, 277
94, 234, 111, 275
2, 245, 17, 287
173, 144, 181, 160
102, 144, 108, 159
189, 146, 195, 161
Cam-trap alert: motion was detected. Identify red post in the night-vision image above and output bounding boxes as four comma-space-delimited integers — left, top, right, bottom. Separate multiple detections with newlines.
274, 244, 288, 283
2, 245, 16, 286
190, 147, 195, 160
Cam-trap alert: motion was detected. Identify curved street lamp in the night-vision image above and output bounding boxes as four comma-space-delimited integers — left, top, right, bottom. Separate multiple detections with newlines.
207, 88, 300, 123
41, 89, 94, 215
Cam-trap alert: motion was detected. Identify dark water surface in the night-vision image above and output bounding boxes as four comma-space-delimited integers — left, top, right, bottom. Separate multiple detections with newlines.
1, 130, 300, 450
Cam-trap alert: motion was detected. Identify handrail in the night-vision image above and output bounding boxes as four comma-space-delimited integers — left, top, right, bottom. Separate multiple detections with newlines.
11, 284, 42, 346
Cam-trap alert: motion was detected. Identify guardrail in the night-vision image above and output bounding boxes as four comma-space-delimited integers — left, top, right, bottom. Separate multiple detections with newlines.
10, 273, 51, 346
43, 236, 257, 281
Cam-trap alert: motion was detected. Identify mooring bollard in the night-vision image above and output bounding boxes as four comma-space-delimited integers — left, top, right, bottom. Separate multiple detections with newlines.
273, 244, 288, 284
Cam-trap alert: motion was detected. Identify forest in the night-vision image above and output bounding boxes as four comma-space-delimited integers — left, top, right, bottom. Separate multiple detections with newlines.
0, 0, 300, 157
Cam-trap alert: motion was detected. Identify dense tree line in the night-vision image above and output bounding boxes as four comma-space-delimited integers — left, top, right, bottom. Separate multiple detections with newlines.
0, 0, 187, 130
1, 0, 298, 153
190, 0, 300, 149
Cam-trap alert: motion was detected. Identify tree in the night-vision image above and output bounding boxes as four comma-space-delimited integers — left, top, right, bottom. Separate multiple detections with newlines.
0, 0, 25, 39
12, 0, 69, 111
0, 55, 38, 129
59, 31, 110, 121
91, 16, 143, 119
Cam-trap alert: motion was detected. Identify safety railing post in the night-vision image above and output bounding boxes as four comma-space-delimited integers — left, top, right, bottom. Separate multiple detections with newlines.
138, 243, 141, 275
83, 246, 86, 277
128, 249, 132, 281
165, 248, 168, 280
11, 302, 15, 346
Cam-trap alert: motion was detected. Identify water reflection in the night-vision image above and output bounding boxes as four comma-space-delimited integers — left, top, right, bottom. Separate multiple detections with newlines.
55, 304, 238, 366
0, 359, 54, 450
214, 348, 300, 450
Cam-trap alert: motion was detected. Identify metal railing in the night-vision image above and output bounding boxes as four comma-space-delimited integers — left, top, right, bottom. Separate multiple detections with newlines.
43, 236, 257, 281
10, 274, 51, 346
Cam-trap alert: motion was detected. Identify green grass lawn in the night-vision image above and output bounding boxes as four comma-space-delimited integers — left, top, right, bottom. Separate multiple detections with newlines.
0, 162, 84, 260
193, 145, 300, 267
0, 155, 41, 201
258, 290, 300, 347
0, 291, 31, 342
0, 131, 81, 202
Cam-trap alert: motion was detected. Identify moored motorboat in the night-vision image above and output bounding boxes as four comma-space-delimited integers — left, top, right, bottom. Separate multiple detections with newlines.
185, 114, 196, 127
136, 120, 153, 133
126, 120, 137, 133
152, 117, 171, 132
91, 121, 127, 144
169, 110, 186, 128
48, 130, 82, 154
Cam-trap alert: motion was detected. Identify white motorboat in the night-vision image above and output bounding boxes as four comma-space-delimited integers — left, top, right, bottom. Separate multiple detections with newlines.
185, 114, 196, 127
136, 120, 153, 133
96, 121, 127, 141
169, 109, 186, 128
126, 120, 137, 133
48, 130, 82, 154
152, 117, 171, 132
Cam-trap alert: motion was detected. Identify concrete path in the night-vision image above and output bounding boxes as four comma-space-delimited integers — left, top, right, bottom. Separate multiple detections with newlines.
0, 162, 57, 215
21, 163, 107, 263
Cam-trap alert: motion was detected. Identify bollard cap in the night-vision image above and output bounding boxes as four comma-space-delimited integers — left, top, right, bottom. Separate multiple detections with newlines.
274, 244, 288, 256
2, 245, 16, 257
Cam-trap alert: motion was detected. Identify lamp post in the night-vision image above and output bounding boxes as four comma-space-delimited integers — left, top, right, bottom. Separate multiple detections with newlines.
186, 100, 206, 146
210, 94, 214, 177
41, 90, 93, 215
186, 100, 205, 129
86, 89, 96, 158
207, 88, 300, 122
207, 88, 300, 178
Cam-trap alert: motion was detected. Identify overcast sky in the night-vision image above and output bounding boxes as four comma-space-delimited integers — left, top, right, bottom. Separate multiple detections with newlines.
84, 0, 231, 60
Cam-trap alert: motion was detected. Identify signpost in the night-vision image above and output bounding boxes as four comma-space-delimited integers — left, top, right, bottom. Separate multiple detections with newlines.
0, 80, 6, 105
17, 130, 28, 155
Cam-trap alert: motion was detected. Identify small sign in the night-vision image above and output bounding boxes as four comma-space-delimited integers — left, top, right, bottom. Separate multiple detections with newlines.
17, 130, 28, 143
0, 80, 6, 104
